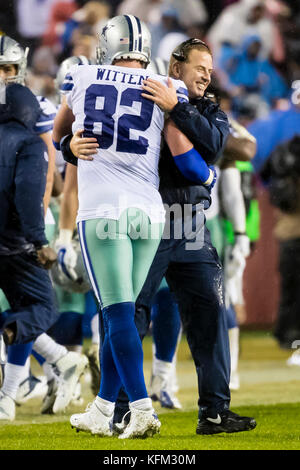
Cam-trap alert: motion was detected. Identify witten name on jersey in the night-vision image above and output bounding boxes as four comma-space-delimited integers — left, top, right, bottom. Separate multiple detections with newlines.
64, 64, 189, 223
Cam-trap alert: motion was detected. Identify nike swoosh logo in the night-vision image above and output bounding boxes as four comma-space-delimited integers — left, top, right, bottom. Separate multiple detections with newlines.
216, 118, 227, 123
207, 414, 222, 424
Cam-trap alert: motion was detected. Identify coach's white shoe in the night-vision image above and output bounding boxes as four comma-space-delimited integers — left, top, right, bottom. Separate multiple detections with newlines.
52, 351, 88, 414
70, 398, 113, 436
0, 391, 15, 421
119, 401, 161, 439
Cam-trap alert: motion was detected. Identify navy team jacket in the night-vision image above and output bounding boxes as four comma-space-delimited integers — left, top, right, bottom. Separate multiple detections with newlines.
159, 96, 230, 208
0, 84, 48, 255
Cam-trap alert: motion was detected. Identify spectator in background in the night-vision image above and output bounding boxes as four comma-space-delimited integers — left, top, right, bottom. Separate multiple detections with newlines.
248, 81, 300, 173
26, 46, 58, 101
42, 0, 81, 57
216, 34, 288, 117
155, 2, 208, 62
117, 0, 163, 25
149, 5, 185, 58
169, 0, 208, 30
59, 0, 110, 60
207, 0, 286, 63
16, 0, 71, 65
0, 1, 18, 39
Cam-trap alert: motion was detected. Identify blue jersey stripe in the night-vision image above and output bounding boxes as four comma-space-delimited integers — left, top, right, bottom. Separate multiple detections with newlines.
177, 87, 189, 97
61, 82, 74, 91
37, 112, 56, 123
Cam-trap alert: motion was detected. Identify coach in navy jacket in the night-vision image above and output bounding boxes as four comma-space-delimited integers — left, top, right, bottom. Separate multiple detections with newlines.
0, 83, 58, 345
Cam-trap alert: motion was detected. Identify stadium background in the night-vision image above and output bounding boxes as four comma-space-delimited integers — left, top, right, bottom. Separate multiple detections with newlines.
1, 0, 300, 451
1, 0, 299, 322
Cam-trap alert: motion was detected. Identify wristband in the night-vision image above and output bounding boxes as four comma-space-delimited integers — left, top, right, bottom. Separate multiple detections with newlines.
203, 168, 214, 187
60, 134, 78, 167
57, 229, 73, 245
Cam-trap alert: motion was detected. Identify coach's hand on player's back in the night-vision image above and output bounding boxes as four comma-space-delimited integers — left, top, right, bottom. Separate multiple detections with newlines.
142, 77, 178, 112
36, 245, 57, 270
70, 129, 99, 161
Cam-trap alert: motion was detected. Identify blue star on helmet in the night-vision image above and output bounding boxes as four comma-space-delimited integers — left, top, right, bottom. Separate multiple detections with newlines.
101, 24, 115, 40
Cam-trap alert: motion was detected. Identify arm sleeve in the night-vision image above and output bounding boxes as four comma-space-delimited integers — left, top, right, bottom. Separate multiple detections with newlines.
173, 147, 213, 186
14, 138, 48, 246
169, 101, 230, 165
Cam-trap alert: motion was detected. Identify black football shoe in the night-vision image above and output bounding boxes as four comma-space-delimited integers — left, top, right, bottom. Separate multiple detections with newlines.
196, 409, 257, 435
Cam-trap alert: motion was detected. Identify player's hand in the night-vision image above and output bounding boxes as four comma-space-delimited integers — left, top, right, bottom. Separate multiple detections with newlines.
142, 77, 178, 112
225, 235, 250, 279
36, 245, 57, 270
70, 129, 99, 161
234, 234, 250, 258
54, 240, 78, 281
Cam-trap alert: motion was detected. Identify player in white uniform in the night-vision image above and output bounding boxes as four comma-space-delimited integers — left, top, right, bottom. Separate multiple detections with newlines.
53, 15, 191, 439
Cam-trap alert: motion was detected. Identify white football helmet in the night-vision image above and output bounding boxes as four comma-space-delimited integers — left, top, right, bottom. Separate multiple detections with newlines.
51, 237, 91, 294
0, 36, 28, 84
55, 55, 91, 94
96, 15, 151, 66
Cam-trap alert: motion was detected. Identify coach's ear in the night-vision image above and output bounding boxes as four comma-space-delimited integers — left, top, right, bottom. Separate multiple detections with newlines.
171, 61, 181, 80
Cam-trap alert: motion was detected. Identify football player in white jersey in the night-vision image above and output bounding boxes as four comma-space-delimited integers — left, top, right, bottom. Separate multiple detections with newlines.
53, 14, 206, 439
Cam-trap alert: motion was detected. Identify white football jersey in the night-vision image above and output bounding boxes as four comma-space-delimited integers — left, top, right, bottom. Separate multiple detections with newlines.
65, 64, 189, 223
34, 95, 57, 135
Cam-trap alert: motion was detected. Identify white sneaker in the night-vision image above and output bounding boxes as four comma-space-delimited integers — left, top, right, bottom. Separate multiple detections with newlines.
118, 404, 161, 439
16, 375, 48, 405
0, 391, 15, 421
287, 349, 300, 367
41, 377, 58, 414
70, 382, 84, 406
52, 352, 88, 414
149, 374, 182, 409
70, 398, 113, 436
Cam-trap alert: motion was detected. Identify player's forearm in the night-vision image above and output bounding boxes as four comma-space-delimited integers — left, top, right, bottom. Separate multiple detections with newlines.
59, 194, 78, 232
221, 167, 246, 233
59, 164, 78, 232
223, 134, 256, 163
40, 133, 55, 213
52, 99, 74, 146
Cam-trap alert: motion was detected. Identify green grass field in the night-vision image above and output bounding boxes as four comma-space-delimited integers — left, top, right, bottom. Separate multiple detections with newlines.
1, 330, 300, 451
